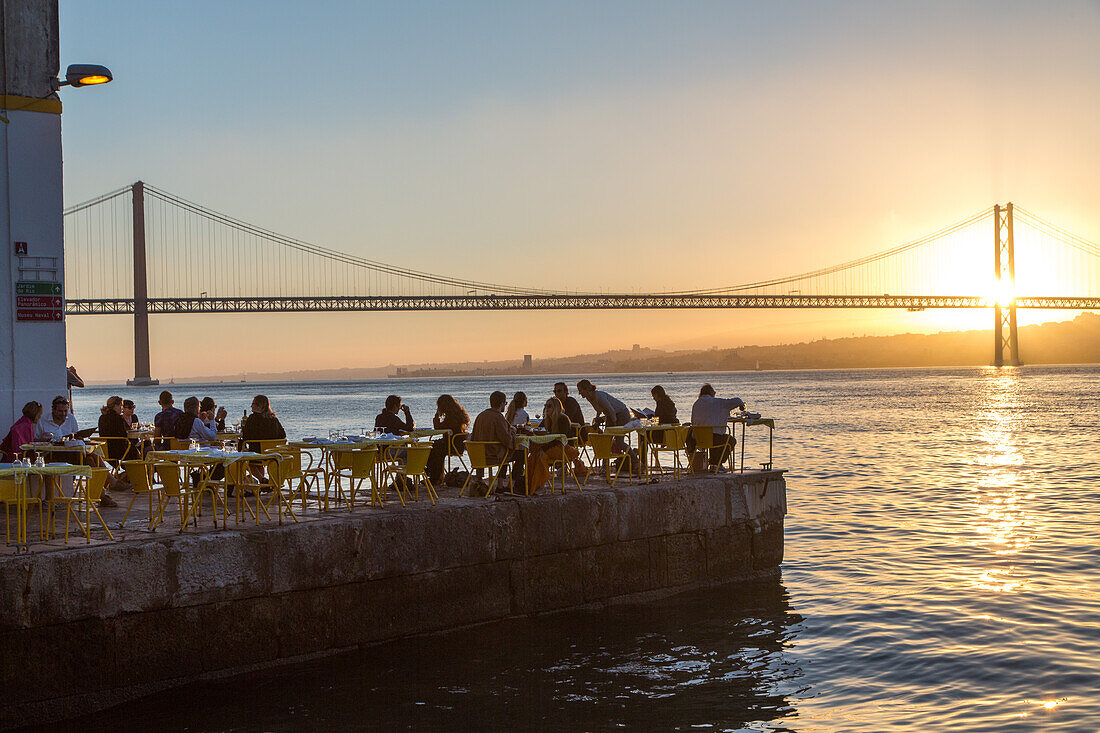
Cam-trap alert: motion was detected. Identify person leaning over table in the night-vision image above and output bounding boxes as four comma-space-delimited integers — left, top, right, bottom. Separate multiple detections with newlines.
35, 394, 78, 441
200, 396, 228, 433
577, 379, 639, 467
174, 396, 218, 442
1, 401, 41, 462
688, 383, 745, 470
426, 394, 469, 485
375, 395, 414, 435
470, 390, 521, 493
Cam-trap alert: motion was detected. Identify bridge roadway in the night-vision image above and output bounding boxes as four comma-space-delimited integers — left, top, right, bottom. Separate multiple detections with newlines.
65, 294, 1100, 314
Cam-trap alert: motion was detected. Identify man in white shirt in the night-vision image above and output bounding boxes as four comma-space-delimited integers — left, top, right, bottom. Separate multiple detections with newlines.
689, 384, 745, 469
35, 395, 78, 440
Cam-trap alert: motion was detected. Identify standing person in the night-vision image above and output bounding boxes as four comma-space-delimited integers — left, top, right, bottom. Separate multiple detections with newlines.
505, 392, 529, 427
375, 395, 414, 435
153, 390, 184, 445
470, 391, 520, 493
200, 397, 228, 433
426, 394, 469, 485
35, 395, 78, 441
1, 401, 42, 462
576, 380, 631, 429
689, 383, 745, 470
174, 397, 218, 442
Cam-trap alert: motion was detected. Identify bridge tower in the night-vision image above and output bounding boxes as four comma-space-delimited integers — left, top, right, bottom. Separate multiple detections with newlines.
126, 181, 158, 385
992, 203, 1020, 367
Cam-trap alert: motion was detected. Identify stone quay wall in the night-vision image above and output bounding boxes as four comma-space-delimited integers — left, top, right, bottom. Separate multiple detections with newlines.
0, 471, 786, 728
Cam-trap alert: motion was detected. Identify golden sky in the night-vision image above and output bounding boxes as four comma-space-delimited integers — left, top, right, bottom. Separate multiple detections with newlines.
57, 1, 1100, 381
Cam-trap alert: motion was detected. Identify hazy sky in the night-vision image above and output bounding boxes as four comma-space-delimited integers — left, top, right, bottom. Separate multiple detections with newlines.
57, 1, 1100, 380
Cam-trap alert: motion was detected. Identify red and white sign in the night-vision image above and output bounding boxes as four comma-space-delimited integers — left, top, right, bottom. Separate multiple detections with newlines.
13, 241, 27, 256
16, 309, 63, 322
15, 295, 62, 309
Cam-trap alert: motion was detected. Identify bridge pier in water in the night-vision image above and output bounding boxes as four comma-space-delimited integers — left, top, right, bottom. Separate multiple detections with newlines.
993, 203, 1021, 367
126, 181, 158, 386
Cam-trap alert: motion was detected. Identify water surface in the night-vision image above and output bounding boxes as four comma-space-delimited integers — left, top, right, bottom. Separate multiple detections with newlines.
62, 366, 1099, 731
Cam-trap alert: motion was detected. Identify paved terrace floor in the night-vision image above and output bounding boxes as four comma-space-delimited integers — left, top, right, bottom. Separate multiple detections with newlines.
1, 470, 778, 557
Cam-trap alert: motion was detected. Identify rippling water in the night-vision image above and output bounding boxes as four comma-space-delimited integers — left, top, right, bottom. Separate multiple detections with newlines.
63, 366, 1100, 731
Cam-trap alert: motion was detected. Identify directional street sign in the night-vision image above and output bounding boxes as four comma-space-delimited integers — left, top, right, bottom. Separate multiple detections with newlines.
15, 281, 64, 322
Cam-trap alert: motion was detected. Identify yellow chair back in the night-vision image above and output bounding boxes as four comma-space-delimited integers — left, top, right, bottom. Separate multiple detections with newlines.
659, 425, 690, 451
271, 448, 303, 479
465, 441, 503, 470
691, 426, 722, 451
224, 459, 251, 485
121, 460, 154, 492
84, 468, 110, 502
155, 463, 183, 497
402, 445, 432, 474
588, 433, 620, 460
0, 475, 18, 502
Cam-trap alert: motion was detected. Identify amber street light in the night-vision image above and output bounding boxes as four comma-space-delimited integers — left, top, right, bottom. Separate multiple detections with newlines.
50, 63, 114, 90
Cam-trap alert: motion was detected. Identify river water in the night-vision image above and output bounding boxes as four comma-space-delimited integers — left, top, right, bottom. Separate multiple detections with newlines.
61, 366, 1099, 731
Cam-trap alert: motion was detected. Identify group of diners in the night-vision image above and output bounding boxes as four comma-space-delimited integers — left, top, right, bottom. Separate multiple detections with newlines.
0, 389, 289, 508
367, 380, 747, 494
0, 379, 749, 508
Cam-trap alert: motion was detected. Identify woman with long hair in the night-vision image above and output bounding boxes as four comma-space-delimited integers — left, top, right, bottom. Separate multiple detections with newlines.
505, 392, 529, 427
427, 394, 470, 485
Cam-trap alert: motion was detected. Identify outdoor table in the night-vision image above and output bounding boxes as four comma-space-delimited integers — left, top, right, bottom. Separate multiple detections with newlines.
515, 433, 568, 495
1, 462, 95, 547
150, 449, 263, 529
21, 441, 104, 466
727, 416, 776, 471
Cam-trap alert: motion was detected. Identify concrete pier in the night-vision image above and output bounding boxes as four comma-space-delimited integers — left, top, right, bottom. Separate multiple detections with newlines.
0, 471, 786, 728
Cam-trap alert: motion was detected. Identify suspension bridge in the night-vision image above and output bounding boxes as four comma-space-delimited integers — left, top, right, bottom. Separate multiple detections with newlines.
60, 182, 1100, 384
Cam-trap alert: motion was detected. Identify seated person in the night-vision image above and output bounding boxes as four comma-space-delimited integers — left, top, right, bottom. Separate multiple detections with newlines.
37, 395, 124, 502
239, 394, 287, 451
688, 383, 746, 469
35, 395, 78, 441
375, 395, 414, 435
122, 399, 139, 427
200, 396, 228, 433
526, 398, 583, 492
153, 390, 184, 447
1, 401, 42, 462
98, 395, 135, 461
470, 391, 521, 492
174, 396, 218, 443
505, 392, 529, 427
541, 397, 574, 438
651, 385, 679, 425
552, 382, 585, 425
426, 394, 469, 485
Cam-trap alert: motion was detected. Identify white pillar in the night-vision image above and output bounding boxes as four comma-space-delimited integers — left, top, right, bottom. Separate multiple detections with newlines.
0, 1, 67, 428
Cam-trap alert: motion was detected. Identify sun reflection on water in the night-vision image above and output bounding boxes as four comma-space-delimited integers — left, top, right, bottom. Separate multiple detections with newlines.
965, 372, 1039, 593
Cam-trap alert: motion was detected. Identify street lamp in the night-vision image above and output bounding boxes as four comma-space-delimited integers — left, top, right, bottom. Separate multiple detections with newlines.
50, 63, 113, 90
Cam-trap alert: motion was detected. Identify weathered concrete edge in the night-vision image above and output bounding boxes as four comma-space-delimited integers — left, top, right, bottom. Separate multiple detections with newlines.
0, 472, 786, 729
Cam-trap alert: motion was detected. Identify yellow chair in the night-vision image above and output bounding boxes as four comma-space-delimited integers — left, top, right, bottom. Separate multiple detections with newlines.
94, 436, 134, 468
0, 473, 43, 545
270, 446, 314, 513
446, 432, 468, 472
260, 454, 299, 524
583, 433, 634, 487
178, 459, 227, 529
690, 426, 734, 472
150, 463, 187, 531
120, 460, 159, 527
648, 425, 690, 480
461, 441, 510, 497
240, 438, 288, 453
384, 444, 437, 505
331, 447, 381, 508
64, 469, 115, 544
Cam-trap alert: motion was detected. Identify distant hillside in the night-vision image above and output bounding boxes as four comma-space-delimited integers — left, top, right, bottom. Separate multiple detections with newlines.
165, 312, 1100, 384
